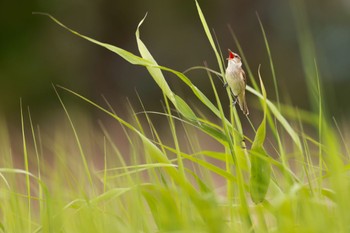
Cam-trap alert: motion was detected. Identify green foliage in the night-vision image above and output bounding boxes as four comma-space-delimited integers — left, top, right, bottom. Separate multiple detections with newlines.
0, 2, 349, 233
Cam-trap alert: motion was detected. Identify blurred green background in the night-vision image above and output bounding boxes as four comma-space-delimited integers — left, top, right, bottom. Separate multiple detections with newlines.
1, 0, 350, 123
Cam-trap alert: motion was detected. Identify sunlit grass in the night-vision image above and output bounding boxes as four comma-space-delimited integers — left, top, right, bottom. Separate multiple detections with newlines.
1, 1, 350, 232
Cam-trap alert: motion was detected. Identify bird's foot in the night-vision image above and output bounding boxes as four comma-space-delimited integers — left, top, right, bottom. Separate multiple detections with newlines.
223, 83, 228, 88
232, 96, 238, 105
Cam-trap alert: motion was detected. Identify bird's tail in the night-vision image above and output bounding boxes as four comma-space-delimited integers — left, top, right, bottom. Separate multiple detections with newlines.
238, 91, 249, 116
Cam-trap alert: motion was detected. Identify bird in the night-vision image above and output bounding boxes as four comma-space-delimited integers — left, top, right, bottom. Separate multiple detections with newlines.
224, 49, 249, 115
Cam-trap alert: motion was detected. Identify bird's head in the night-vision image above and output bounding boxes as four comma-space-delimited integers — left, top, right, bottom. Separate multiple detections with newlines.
227, 49, 242, 66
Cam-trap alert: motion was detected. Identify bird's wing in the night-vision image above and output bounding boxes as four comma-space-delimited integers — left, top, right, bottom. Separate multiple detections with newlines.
242, 69, 247, 86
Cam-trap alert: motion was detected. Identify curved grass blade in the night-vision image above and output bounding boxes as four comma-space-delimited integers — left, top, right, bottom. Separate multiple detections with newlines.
32, 12, 153, 67
256, 13, 280, 108
135, 13, 175, 103
53, 85, 95, 192
136, 14, 198, 122
0, 168, 48, 193
249, 67, 271, 204
20, 100, 32, 231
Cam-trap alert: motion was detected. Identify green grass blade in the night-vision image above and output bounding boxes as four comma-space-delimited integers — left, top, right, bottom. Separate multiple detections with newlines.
20, 100, 31, 232
33, 12, 153, 67
289, 0, 319, 110
256, 13, 280, 108
136, 14, 199, 122
195, 0, 224, 76
53, 85, 95, 193
135, 13, 175, 103
249, 67, 271, 204
164, 93, 186, 177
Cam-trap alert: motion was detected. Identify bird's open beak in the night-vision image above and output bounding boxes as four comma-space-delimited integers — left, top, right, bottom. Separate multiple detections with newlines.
227, 49, 234, 60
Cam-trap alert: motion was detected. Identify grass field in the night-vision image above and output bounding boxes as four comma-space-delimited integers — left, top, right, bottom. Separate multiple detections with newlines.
1, 1, 350, 232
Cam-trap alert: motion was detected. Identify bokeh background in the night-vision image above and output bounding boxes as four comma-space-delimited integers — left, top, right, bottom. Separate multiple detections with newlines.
1, 0, 350, 125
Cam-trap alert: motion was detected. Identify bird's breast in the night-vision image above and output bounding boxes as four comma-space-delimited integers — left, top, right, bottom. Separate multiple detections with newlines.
225, 69, 244, 95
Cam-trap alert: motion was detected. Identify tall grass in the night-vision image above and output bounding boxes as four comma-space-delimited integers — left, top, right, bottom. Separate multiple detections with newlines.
1, 1, 349, 232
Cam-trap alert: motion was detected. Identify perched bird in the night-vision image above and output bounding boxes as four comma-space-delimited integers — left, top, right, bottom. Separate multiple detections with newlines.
224, 49, 249, 115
